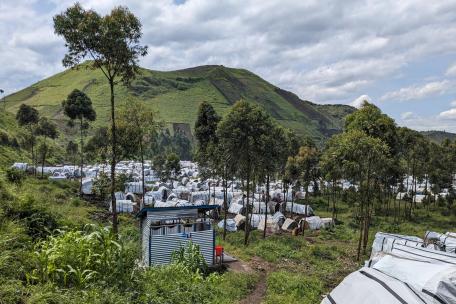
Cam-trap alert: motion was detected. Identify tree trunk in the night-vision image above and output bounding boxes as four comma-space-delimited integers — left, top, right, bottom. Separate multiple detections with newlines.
208, 180, 211, 205
79, 118, 84, 198
30, 126, 36, 177
332, 179, 336, 220
140, 139, 145, 201
223, 174, 228, 241
357, 197, 364, 261
244, 174, 251, 246
41, 138, 47, 178
291, 187, 294, 219
263, 174, 270, 239
109, 80, 118, 235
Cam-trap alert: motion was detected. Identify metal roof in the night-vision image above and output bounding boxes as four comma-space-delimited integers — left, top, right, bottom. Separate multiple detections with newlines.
136, 204, 219, 218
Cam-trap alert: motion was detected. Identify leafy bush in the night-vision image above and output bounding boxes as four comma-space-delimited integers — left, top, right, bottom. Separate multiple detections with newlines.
28, 225, 136, 289
172, 241, 208, 274
5, 197, 58, 240
0, 279, 26, 304
6, 167, 25, 185
138, 263, 220, 304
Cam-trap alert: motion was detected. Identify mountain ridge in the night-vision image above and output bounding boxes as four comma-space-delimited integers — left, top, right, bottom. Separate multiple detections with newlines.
4, 62, 355, 144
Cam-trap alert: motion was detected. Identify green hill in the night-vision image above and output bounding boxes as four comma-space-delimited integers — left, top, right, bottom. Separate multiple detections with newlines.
4, 63, 355, 143
421, 130, 456, 144
0, 111, 30, 167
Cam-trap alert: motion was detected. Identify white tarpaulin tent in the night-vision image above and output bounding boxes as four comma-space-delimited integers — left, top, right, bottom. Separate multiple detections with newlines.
321, 266, 443, 304
228, 202, 244, 214
217, 219, 237, 232
370, 232, 423, 262
285, 202, 313, 216
372, 254, 456, 303
109, 200, 136, 213
425, 231, 456, 253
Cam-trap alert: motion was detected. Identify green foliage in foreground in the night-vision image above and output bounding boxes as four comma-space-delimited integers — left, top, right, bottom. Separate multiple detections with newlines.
28, 225, 136, 289
172, 241, 208, 274
0, 175, 255, 304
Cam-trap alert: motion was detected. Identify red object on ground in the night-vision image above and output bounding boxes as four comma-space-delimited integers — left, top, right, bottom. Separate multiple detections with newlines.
215, 245, 224, 257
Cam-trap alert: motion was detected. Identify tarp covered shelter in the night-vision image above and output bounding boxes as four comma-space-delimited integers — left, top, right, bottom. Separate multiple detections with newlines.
321, 266, 446, 304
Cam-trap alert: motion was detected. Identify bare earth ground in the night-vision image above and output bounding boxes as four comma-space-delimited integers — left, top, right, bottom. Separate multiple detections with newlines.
228, 256, 275, 304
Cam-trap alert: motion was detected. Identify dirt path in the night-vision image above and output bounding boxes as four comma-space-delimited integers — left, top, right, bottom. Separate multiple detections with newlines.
238, 274, 267, 304
226, 256, 273, 304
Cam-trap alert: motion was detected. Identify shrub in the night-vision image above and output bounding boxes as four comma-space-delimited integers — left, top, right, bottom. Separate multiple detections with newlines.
138, 263, 220, 304
0, 279, 27, 304
6, 167, 25, 185
6, 197, 58, 240
28, 225, 136, 289
172, 241, 208, 274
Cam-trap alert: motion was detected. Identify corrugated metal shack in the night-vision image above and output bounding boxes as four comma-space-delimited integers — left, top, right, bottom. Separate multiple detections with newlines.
138, 205, 218, 266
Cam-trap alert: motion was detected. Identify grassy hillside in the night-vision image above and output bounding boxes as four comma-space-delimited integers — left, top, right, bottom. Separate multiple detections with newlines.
4, 62, 355, 144
0, 111, 30, 167
421, 130, 456, 143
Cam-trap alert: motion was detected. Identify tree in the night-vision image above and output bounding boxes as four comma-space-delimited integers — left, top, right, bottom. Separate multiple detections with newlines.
116, 100, 160, 198
321, 130, 389, 260
66, 141, 79, 172
217, 100, 274, 245
165, 152, 181, 183
62, 89, 96, 196
284, 155, 300, 218
54, 4, 147, 233
194, 101, 221, 205
35, 118, 59, 178
295, 146, 319, 200
16, 104, 39, 175
153, 152, 181, 183
294, 145, 319, 235
345, 101, 402, 216
256, 124, 287, 238
85, 127, 110, 165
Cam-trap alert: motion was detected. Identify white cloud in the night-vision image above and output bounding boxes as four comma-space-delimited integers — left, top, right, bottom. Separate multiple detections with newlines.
350, 95, 371, 108
380, 80, 452, 102
401, 111, 417, 120
1, 0, 456, 109
398, 112, 456, 132
439, 108, 456, 120
451, 100, 456, 107
446, 63, 456, 77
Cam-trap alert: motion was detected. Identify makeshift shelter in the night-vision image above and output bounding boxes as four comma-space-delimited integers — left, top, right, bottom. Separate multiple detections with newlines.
372, 255, 456, 303
81, 178, 93, 195
425, 231, 456, 253
321, 266, 441, 304
233, 214, 246, 229
282, 218, 298, 231
110, 200, 136, 213
138, 205, 217, 266
228, 202, 244, 214
285, 202, 313, 216
370, 232, 423, 262
217, 219, 237, 232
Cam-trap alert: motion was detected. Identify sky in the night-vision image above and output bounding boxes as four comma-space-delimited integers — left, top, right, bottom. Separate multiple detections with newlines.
1, 0, 456, 132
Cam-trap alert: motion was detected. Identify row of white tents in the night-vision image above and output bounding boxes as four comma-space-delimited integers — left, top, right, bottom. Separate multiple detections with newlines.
322, 231, 456, 304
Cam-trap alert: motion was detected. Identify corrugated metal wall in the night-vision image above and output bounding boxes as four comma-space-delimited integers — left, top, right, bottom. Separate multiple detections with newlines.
141, 209, 214, 266
149, 230, 214, 266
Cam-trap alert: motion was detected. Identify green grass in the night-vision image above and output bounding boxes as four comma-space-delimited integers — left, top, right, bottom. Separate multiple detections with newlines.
4, 62, 354, 146
217, 196, 456, 303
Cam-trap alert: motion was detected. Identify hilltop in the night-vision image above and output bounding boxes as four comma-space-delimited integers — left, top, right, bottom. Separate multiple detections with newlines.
421, 130, 456, 144
4, 63, 355, 144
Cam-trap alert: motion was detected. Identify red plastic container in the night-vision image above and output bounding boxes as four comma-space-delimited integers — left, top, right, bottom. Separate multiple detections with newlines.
215, 245, 224, 257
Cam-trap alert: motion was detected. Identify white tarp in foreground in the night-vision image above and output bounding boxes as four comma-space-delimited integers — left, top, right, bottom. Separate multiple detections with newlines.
323, 231, 456, 304
321, 266, 450, 304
